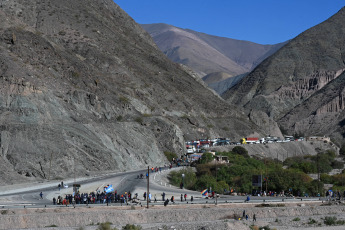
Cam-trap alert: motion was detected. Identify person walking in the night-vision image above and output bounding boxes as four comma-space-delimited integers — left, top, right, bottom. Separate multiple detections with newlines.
39, 192, 43, 199
180, 194, 183, 202
143, 192, 146, 201
245, 195, 250, 202
253, 214, 256, 222
184, 194, 187, 201
162, 192, 165, 201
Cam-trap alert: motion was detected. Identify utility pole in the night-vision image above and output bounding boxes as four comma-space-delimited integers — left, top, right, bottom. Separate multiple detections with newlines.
74, 156, 76, 184
147, 166, 149, 209
215, 157, 217, 205
265, 154, 268, 194
48, 152, 53, 181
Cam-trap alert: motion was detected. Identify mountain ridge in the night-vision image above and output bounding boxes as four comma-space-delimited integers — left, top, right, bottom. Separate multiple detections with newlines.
141, 23, 286, 89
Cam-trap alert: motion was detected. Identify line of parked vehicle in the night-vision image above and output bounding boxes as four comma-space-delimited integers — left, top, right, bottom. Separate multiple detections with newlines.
185, 136, 305, 154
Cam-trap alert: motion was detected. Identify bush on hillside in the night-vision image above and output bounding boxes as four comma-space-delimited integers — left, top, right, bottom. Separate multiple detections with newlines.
232, 146, 249, 158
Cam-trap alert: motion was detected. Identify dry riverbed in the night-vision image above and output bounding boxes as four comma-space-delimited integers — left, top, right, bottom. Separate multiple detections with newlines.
1, 201, 345, 230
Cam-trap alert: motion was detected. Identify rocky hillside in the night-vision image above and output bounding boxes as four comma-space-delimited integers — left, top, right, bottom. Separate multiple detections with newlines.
0, 0, 261, 185
141, 23, 286, 89
206, 73, 248, 95
224, 7, 345, 143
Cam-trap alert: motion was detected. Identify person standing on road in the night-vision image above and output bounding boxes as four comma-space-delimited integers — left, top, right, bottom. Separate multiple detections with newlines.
164, 199, 169, 206
53, 197, 56, 205
243, 210, 246, 218
180, 194, 183, 202
253, 214, 256, 222
39, 192, 43, 199
184, 194, 187, 201
143, 192, 146, 201
162, 192, 165, 201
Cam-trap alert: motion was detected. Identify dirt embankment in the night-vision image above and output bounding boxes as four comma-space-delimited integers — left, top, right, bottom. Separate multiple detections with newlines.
1, 201, 345, 230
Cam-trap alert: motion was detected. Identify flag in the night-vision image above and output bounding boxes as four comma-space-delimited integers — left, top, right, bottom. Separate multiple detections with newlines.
201, 189, 208, 197
104, 184, 114, 193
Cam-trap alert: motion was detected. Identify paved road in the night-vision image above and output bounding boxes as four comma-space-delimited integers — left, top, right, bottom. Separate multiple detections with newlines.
0, 166, 325, 209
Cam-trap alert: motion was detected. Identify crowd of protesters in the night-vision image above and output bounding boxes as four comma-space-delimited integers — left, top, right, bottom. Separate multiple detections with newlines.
51, 161, 188, 206
52, 190, 136, 205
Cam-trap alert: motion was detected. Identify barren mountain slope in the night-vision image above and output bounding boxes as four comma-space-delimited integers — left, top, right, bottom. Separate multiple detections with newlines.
223, 7, 345, 142
141, 23, 286, 81
0, 0, 257, 185
279, 71, 345, 141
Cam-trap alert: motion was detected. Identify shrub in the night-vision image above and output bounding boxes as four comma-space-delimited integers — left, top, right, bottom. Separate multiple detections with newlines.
232, 146, 249, 158
324, 216, 337, 225
97, 222, 118, 230
336, 219, 345, 225
119, 96, 129, 104
308, 218, 317, 224
1, 210, 8, 215
320, 173, 333, 184
332, 160, 344, 169
200, 152, 214, 164
293, 217, 300, 221
122, 224, 142, 230
163, 151, 177, 162
134, 117, 143, 123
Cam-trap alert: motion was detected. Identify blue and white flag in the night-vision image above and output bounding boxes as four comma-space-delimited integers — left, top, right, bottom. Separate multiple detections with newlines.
104, 184, 114, 193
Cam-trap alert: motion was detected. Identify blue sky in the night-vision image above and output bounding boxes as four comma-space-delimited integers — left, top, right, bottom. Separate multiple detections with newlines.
114, 0, 344, 45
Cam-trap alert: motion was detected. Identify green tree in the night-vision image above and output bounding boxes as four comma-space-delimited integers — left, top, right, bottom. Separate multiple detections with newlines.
200, 152, 214, 164
195, 174, 217, 191
168, 168, 197, 189
232, 146, 249, 158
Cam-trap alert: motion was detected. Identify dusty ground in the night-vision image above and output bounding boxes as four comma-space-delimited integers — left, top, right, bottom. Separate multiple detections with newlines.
1, 201, 345, 230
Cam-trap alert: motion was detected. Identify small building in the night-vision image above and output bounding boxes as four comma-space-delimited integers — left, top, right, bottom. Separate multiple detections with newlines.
214, 155, 229, 164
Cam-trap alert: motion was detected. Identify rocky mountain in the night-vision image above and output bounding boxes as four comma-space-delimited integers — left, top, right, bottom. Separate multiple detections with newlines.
206, 73, 248, 95
0, 0, 262, 185
224, 7, 345, 143
141, 23, 286, 90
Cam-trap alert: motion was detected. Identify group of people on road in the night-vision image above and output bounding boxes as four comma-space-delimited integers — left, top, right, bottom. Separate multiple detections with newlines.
52, 190, 136, 205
